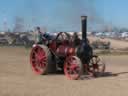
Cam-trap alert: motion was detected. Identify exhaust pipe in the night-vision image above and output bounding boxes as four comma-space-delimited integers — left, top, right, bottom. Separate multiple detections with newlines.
81, 16, 87, 42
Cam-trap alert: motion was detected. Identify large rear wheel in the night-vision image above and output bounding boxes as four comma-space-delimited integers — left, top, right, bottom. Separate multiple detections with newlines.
30, 44, 56, 75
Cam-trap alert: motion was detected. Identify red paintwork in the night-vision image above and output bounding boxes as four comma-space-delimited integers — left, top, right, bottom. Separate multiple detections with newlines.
49, 40, 57, 52
48, 32, 75, 57
30, 45, 47, 75
30, 32, 105, 79
64, 56, 80, 80
56, 45, 75, 57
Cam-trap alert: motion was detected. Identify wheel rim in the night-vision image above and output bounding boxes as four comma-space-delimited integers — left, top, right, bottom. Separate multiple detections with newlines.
89, 56, 105, 77
30, 45, 47, 74
64, 56, 81, 80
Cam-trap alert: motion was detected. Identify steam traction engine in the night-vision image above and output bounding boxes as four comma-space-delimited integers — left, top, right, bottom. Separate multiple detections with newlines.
30, 16, 105, 80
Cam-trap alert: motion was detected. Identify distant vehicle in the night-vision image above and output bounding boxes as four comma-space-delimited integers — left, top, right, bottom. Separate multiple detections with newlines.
0, 38, 8, 45
87, 32, 92, 35
109, 32, 117, 38
103, 32, 112, 37
95, 32, 103, 37
120, 32, 128, 38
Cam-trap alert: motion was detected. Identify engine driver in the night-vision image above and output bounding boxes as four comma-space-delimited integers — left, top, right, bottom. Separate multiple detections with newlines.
34, 26, 52, 44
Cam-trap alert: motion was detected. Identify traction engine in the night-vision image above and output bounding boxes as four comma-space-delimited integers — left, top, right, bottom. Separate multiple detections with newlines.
30, 16, 105, 80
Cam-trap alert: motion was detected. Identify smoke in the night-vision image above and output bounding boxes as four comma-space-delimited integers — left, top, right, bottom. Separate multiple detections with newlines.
13, 16, 25, 32
13, 0, 111, 32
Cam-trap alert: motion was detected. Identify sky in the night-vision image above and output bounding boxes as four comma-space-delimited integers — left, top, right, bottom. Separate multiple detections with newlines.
0, 0, 128, 32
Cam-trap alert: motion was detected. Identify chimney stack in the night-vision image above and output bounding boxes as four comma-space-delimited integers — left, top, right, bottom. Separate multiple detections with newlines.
81, 16, 87, 41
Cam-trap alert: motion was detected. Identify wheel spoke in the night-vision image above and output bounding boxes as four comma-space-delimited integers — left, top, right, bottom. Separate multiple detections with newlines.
64, 56, 82, 80
40, 62, 46, 68
96, 58, 100, 64
37, 49, 43, 58
89, 56, 105, 77
30, 46, 48, 75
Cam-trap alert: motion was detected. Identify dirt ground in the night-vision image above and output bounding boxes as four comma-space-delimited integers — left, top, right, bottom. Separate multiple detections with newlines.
0, 47, 128, 96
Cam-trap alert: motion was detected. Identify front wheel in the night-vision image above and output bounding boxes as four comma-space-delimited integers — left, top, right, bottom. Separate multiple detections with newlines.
89, 55, 105, 77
